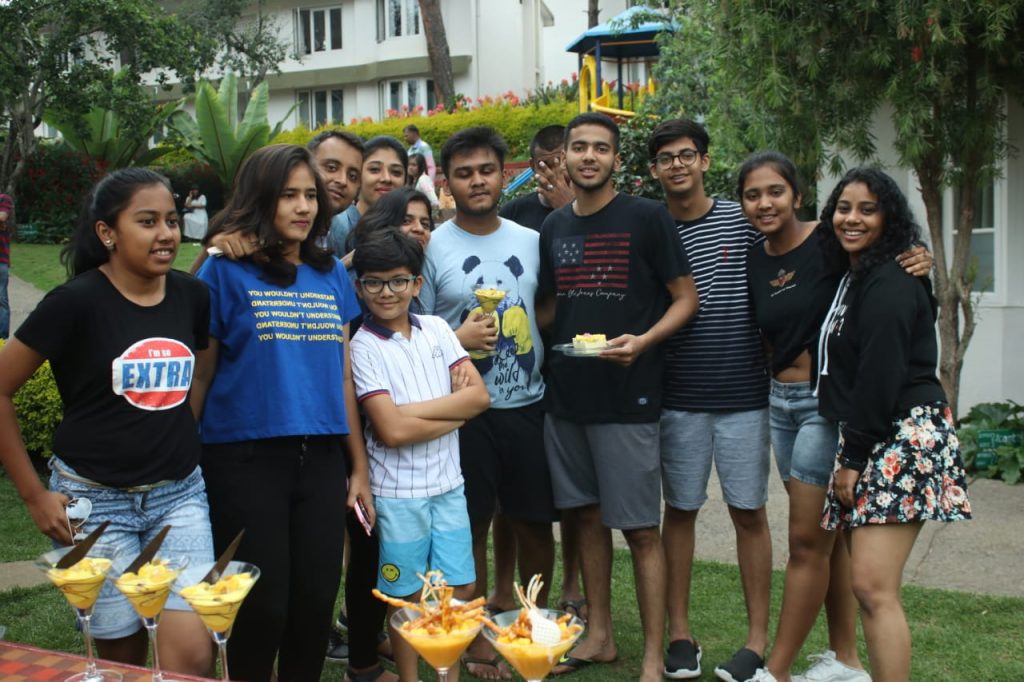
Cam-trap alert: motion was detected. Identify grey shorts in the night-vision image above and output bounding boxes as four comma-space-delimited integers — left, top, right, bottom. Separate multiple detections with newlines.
660, 408, 771, 511
543, 414, 661, 530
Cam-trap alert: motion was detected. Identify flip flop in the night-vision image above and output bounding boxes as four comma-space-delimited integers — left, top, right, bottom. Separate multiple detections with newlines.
558, 598, 588, 622
551, 653, 617, 676
463, 654, 513, 680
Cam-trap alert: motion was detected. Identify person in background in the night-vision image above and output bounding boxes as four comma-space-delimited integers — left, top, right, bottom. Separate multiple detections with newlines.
408, 154, 439, 208
192, 144, 371, 682
0, 192, 13, 339
403, 124, 436, 181
0, 169, 214, 676
183, 186, 208, 241
499, 125, 574, 230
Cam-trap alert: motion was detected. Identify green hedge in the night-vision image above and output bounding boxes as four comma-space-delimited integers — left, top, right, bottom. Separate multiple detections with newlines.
273, 100, 578, 162
0, 340, 62, 458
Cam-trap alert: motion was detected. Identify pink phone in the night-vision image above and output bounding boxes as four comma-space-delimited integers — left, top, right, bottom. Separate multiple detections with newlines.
354, 498, 372, 536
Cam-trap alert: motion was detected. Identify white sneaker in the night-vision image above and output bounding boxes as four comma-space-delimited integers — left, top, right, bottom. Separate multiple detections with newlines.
794, 650, 871, 682
750, 669, 779, 682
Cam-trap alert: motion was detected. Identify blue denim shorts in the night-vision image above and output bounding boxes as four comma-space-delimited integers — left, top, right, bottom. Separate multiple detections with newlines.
374, 485, 474, 597
660, 408, 771, 511
769, 380, 839, 488
49, 456, 215, 639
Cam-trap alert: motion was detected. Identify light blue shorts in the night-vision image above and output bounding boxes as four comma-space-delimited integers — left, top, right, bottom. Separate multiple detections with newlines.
769, 380, 839, 488
49, 457, 215, 639
375, 485, 475, 597
660, 408, 771, 511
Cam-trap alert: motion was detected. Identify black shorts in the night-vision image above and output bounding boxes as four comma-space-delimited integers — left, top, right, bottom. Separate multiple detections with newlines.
458, 402, 558, 525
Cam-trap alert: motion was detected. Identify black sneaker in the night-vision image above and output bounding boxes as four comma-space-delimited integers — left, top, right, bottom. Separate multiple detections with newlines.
326, 629, 350, 663
664, 639, 702, 679
714, 647, 764, 682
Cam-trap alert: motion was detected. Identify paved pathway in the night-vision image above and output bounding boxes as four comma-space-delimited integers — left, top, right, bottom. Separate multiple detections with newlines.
2, 274, 1022, 598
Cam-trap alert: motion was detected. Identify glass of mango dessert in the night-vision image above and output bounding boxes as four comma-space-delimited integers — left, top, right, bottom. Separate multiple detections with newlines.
35, 544, 123, 682
375, 571, 486, 680
483, 575, 585, 681
178, 561, 260, 682
112, 557, 188, 682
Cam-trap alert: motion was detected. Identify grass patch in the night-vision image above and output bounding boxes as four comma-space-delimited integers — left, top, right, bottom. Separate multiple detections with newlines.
10, 242, 205, 293
1, 477, 1020, 680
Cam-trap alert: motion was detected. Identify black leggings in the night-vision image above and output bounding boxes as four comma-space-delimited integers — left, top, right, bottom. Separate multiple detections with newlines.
202, 436, 347, 682
345, 508, 388, 668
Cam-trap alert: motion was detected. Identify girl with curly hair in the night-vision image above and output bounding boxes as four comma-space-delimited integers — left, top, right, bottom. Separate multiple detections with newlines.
813, 167, 971, 682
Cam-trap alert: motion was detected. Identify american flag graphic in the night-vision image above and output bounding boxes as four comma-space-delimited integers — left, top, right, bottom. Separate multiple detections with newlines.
554, 233, 631, 290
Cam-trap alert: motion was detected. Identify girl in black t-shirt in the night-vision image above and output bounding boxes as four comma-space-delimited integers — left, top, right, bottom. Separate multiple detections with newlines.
0, 168, 215, 676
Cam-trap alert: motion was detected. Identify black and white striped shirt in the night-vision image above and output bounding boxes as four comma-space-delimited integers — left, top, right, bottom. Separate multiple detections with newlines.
663, 200, 769, 412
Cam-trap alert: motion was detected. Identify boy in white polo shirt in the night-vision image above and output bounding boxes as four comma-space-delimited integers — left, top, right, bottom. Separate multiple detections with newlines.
350, 228, 491, 682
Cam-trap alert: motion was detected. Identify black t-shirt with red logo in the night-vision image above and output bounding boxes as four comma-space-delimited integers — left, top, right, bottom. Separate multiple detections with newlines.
17, 269, 209, 487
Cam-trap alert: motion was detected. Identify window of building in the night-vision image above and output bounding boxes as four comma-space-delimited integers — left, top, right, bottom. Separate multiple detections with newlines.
952, 182, 996, 293
298, 89, 344, 128
297, 7, 343, 54
383, 78, 435, 114
376, 0, 419, 39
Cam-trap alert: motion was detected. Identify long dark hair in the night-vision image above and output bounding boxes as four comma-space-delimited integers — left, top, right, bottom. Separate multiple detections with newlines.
349, 188, 433, 249
61, 168, 173, 277
207, 144, 334, 286
408, 154, 427, 185
816, 167, 922, 277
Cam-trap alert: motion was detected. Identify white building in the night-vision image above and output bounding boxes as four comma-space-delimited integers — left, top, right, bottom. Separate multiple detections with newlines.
158, 0, 627, 128
816, 99, 1024, 414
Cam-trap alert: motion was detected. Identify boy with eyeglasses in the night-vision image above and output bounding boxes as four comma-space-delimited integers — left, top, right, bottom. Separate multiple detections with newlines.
350, 228, 490, 682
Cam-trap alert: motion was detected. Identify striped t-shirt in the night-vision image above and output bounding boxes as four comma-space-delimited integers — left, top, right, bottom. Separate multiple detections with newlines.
351, 313, 470, 499
663, 199, 769, 412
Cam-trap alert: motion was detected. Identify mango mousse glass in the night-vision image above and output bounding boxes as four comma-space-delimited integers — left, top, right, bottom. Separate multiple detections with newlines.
484, 609, 585, 681
35, 544, 123, 682
177, 561, 259, 682
390, 606, 483, 681
113, 557, 188, 682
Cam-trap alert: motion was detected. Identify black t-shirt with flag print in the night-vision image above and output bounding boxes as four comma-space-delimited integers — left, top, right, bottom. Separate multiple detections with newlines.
538, 193, 691, 423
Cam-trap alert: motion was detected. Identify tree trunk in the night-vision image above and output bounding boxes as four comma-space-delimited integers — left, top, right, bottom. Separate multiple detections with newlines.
418, 0, 454, 110
588, 0, 601, 28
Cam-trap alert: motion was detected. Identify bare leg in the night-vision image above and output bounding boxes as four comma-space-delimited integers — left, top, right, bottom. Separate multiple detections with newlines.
95, 629, 147, 666
850, 523, 923, 682
157, 610, 216, 676
558, 511, 585, 614
728, 505, 772, 656
465, 517, 511, 680
389, 601, 420, 682
552, 505, 617, 673
622, 525, 667, 682
490, 512, 517, 610
763, 480, 837, 680
826, 529, 864, 668
662, 505, 698, 643
510, 518, 555, 607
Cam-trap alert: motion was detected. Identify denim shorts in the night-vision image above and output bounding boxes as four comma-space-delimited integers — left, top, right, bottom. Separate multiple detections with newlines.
375, 485, 475, 597
661, 408, 770, 510
769, 380, 839, 488
49, 457, 215, 639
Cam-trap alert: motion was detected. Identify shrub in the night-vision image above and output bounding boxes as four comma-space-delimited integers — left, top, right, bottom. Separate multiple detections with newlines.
958, 401, 1024, 485
0, 340, 62, 458
14, 143, 106, 244
272, 100, 578, 163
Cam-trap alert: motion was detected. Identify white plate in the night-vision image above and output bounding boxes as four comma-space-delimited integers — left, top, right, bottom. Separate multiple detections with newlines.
552, 342, 617, 357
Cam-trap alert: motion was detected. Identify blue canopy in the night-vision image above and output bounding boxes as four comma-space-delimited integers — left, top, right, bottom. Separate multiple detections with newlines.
566, 6, 676, 59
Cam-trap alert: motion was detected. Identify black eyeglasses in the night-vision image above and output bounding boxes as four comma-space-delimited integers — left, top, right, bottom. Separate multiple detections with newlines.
359, 276, 416, 294
653, 149, 701, 169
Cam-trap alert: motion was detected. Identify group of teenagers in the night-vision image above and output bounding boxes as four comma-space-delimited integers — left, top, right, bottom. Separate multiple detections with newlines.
0, 111, 971, 682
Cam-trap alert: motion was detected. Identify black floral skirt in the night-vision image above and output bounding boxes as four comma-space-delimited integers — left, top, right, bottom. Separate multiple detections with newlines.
822, 402, 972, 530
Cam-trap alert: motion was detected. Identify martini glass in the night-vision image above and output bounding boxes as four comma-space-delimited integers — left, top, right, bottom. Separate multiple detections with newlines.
390, 606, 483, 681
112, 556, 188, 682
35, 544, 123, 682
177, 561, 260, 682
483, 609, 585, 681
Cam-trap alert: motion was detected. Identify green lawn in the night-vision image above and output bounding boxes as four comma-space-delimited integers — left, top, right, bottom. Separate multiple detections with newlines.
10, 242, 205, 293
1, 473, 1021, 680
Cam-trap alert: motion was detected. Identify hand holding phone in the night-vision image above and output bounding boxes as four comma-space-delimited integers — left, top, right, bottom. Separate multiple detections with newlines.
354, 498, 372, 537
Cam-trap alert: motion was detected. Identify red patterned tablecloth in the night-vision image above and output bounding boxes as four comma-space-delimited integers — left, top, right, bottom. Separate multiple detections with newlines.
0, 640, 218, 681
